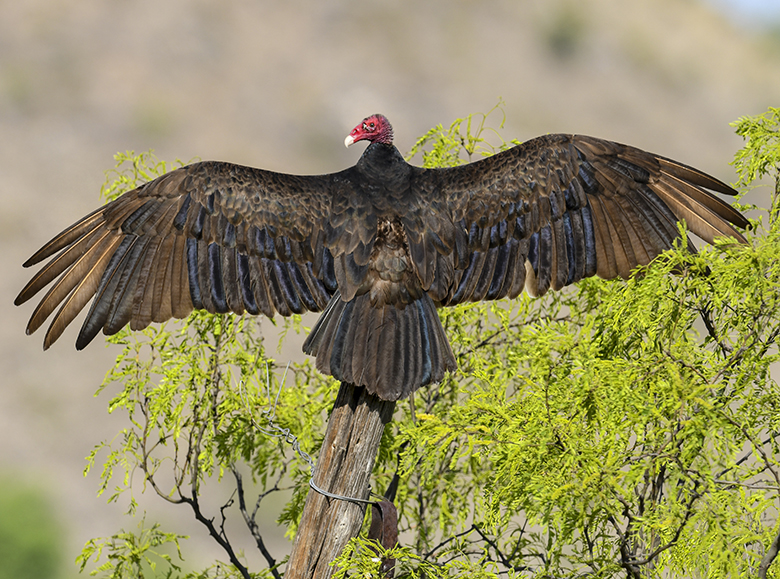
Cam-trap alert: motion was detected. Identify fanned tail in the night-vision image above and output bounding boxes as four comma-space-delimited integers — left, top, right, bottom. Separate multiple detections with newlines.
303, 291, 456, 401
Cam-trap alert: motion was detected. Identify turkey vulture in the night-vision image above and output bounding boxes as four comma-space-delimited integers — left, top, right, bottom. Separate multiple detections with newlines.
16, 114, 749, 401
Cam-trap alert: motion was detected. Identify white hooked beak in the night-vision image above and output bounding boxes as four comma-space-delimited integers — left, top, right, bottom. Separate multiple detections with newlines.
344, 135, 355, 148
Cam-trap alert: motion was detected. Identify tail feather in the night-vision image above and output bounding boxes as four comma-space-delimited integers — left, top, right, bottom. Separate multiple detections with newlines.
303, 291, 456, 401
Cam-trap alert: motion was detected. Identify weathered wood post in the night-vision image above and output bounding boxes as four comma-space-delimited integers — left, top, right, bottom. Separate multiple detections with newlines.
285, 381, 395, 579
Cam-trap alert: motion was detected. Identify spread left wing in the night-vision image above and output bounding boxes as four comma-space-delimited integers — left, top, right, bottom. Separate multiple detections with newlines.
405, 134, 748, 306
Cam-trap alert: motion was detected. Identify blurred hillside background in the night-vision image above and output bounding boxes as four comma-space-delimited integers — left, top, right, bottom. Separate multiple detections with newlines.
2, 0, 780, 577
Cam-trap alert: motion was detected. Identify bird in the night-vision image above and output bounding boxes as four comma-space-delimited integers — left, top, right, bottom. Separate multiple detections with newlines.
16, 114, 749, 401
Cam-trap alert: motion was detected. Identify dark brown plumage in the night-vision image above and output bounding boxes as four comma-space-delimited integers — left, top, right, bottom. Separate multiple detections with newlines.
16, 114, 749, 401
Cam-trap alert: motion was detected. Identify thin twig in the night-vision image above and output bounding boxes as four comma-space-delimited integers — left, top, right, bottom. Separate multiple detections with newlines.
625, 484, 701, 567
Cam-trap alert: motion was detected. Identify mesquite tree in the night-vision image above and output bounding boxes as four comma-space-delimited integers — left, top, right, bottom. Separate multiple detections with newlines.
77, 107, 780, 578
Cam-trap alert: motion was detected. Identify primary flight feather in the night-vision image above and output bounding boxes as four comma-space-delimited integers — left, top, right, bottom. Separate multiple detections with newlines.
16, 114, 749, 400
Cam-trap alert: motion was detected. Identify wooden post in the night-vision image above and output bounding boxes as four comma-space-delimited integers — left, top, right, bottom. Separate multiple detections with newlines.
285, 382, 396, 579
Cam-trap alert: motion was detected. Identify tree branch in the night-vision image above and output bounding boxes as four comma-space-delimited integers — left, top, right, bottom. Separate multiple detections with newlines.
759, 524, 780, 579
233, 467, 283, 579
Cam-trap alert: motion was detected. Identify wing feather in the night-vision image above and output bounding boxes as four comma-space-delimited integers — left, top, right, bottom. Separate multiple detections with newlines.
152, 233, 177, 323
42, 236, 125, 349
22, 208, 105, 268
25, 229, 116, 336
131, 234, 169, 330
16, 225, 111, 307
171, 234, 193, 319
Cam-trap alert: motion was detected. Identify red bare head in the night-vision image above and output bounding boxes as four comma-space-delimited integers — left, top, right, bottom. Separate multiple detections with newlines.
345, 114, 394, 147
